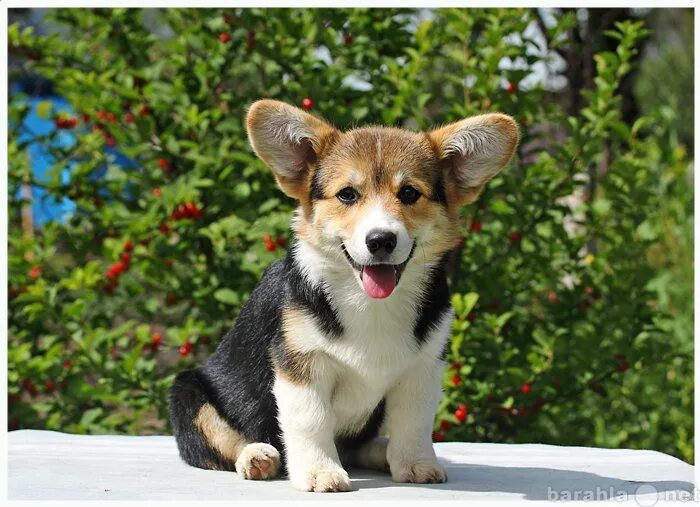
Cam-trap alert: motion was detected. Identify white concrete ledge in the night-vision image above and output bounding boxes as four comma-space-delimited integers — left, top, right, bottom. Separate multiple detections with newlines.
8, 430, 695, 502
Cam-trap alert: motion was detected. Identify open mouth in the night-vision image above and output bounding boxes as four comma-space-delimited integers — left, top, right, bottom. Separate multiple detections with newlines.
341, 241, 417, 299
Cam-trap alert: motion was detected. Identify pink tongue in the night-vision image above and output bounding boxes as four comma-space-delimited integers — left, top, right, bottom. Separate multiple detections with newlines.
361, 265, 397, 299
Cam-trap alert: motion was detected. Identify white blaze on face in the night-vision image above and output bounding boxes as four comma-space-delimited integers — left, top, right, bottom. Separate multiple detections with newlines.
346, 201, 412, 266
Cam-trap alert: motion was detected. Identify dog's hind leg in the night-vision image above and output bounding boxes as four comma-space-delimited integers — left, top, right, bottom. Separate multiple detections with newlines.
341, 436, 390, 472
168, 369, 281, 479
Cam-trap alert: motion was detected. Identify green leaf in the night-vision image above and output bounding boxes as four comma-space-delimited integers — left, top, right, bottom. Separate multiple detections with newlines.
214, 288, 241, 305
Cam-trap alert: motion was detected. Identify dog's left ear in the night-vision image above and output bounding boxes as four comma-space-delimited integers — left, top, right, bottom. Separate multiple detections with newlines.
428, 113, 519, 206
247, 100, 338, 200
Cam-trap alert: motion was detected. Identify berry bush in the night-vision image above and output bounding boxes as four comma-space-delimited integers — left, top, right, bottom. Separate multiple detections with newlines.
8, 8, 693, 461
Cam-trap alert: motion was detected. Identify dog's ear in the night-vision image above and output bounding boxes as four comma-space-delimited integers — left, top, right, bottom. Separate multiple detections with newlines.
428, 113, 519, 206
246, 100, 338, 200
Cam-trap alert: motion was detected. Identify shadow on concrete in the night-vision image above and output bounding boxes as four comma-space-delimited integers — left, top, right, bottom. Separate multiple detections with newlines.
348, 462, 695, 501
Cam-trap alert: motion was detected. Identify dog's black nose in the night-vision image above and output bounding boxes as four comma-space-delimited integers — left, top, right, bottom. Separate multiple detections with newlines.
366, 230, 397, 256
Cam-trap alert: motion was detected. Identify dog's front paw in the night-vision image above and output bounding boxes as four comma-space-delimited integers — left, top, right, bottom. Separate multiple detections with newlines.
292, 468, 352, 492
390, 459, 447, 484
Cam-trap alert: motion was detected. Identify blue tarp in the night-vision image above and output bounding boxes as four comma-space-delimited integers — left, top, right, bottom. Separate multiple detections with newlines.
12, 83, 137, 226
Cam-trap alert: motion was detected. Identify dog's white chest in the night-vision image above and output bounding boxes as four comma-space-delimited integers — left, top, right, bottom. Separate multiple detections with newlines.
321, 282, 452, 435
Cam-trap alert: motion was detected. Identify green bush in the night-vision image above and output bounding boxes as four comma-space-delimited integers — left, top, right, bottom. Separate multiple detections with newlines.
8, 8, 693, 462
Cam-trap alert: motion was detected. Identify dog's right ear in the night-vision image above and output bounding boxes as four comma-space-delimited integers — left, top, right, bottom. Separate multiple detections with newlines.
246, 100, 338, 200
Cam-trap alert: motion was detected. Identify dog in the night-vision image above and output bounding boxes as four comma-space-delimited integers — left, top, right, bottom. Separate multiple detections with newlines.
168, 99, 518, 492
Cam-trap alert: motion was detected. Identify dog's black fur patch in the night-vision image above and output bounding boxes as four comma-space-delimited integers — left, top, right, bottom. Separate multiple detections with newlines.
169, 241, 451, 473
429, 173, 448, 205
413, 259, 451, 345
310, 170, 325, 201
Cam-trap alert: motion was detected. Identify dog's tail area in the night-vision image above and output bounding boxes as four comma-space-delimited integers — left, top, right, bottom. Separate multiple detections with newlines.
168, 369, 245, 471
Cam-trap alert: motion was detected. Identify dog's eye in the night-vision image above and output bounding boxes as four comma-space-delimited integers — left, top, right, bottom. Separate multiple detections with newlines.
336, 187, 359, 204
398, 185, 421, 205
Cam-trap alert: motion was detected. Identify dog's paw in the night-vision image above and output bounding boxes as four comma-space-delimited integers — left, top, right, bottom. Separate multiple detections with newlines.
390, 460, 447, 484
235, 443, 281, 480
292, 468, 352, 492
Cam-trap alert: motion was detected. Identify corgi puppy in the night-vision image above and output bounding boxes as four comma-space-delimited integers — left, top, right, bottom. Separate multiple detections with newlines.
168, 100, 518, 492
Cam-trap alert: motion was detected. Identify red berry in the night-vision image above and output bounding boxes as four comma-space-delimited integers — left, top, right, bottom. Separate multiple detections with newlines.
450, 362, 462, 371
218, 33, 231, 43
139, 105, 150, 116
29, 265, 41, 280
159, 223, 171, 234
467, 311, 476, 323
179, 341, 193, 357
124, 112, 135, 123
21, 379, 38, 397
62, 359, 73, 369
151, 332, 163, 346
451, 374, 461, 387
9, 287, 19, 300
120, 252, 132, 264
184, 201, 202, 219
584, 286, 594, 296
123, 241, 133, 252
276, 235, 287, 248
343, 32, 353, 45
432, 431, 445, 442
439, 419, 450, 431
82, 113, 91, 122
105, 136, 116, 147
171, 204, 185, 220
96, 111, 108, 120
520, 383, 532, 395
454, 408, 467, 423
618, 360, 630, 373
55, 117, 77, 129
152, 187, 162, 197
265, 240, 277, 252
506, 81, 517, 94
158, 158, 170, 171
470, 220, 482, 232
301, 97, 313, 110
509, 231, 522, 244
547, 291, 558, 303
105, 112, 117, 122
246, 31, 256, 49
45, 380, 55, 392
